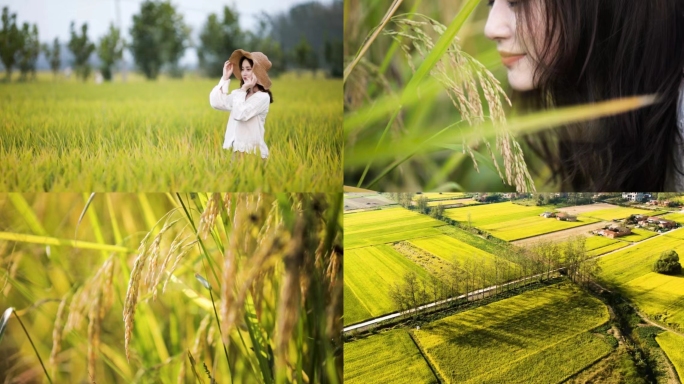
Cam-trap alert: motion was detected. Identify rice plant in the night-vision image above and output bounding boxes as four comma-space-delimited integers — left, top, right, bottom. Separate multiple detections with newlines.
0, 193, 342, 383
0, 72, 342, 192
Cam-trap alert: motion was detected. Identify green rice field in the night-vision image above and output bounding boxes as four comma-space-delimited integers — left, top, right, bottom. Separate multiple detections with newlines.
579, 207, 664, 221
344, 330, 438, 384
345, 207, 446, 249
443, 202, 548, 227
427, 198, 480, 207
616, 228, 658, 243
411, 283, 611, 383
661, 213, 684, 224
416, 193, 467, 200
656, 332, 684, 381
409, 235, 520, 281
598, 233, 684, 329
345, 245, 433, 325
479, 216, 600, 242
585, 236, 630, 257
0, 73, 342, 191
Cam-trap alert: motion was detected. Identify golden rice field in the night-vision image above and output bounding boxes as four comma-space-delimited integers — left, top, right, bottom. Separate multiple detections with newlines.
344, 330, 437, 384
413, 283, 611, 384
345, 207, 445, 249
0, 193, 342, 383
578, 207, 665, 221
0, 73, 342, 192
616, 228, 658, 243
479, 215, 600, 242
585, 236, 629, 257
344, 245, 433, 325
427, 198, 480, 207
661, 213, 684, 224
443, 202, 548, 227
598, 232, 684, 329
656, 332, 684, 381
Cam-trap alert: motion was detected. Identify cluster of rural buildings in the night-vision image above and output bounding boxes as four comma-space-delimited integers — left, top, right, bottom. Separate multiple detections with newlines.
594, 214, 678, 239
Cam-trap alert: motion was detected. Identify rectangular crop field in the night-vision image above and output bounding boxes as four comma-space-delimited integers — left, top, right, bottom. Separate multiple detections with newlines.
479, 216, 600, 241
656, 332, 684, 381
408, 235, 521, 283
427, 198, 480, 207
579, 207, 665, 221
660, 213, 684, 224
444, 202, 548, 227
345, 207, 445, 249
345, 245, 433, 325
585, 236, 629, 257
663, 228, 684, 239
617, 228, 658, 243
412, 283, 611, 384
598, 235, 684, 329
344, 330, 438, 384
416, 193, 466, 201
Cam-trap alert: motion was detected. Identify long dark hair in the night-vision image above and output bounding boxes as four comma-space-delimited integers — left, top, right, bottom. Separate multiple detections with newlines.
239, 57, 274, 104
514, 0, 684, 191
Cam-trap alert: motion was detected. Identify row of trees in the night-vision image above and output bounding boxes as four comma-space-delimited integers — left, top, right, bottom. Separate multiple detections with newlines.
0, 1, 342, 82
388, 236, 601, 320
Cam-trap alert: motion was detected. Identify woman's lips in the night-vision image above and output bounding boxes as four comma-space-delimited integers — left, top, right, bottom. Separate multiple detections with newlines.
501, 53, 526, 67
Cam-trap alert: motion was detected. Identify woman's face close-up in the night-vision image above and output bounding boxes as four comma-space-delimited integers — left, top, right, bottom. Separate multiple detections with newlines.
485, 0, 540, 91
241, 60, 254, 83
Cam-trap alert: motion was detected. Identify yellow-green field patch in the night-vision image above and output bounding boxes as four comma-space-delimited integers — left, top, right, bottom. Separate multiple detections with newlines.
413, 283, 611, 384
656, 332, 684, 382
344, 330, 438, 384
444, 202, 549, 227
427, 198, 480, 207
345, 207, 446, 249
408, 235, 520, 282
599, 234, 684, 329
345, 245, 433, 325
660, 213, 684, 224
579, 207, 664, 221
617, 228, 658, 243
479, 216, 600, 241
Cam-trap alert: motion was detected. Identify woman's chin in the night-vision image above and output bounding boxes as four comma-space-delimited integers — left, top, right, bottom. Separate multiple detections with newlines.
507, 72, 535, 92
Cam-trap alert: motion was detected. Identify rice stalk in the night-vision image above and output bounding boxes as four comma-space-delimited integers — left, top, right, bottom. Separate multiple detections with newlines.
49, 293, 69, 374
385, 14, 535, 192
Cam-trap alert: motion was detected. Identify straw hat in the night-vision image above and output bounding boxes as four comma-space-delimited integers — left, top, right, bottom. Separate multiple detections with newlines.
228, 49, 272, 90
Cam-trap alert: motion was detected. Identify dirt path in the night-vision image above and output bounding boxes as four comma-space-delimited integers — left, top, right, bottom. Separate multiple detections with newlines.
511, 221, 611, 246
556, 203, 620, 215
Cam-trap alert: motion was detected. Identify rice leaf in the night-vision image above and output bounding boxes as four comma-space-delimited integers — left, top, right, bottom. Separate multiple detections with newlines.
0, 232, 133, 253
195, 273, 212, 291
75, 192, 96, 238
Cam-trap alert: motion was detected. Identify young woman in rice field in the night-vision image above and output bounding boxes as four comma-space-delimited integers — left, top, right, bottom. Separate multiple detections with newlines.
485, 0, 684, 191
209, 49, 274, 159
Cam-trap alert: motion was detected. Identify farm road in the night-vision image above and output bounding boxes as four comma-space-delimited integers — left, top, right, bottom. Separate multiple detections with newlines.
511, 221, 611, 246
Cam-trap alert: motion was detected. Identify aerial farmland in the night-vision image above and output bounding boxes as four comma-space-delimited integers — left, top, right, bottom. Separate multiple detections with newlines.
344, 193, 684, 383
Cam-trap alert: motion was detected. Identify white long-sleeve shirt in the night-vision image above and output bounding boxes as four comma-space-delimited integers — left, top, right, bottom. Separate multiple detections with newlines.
209, 78, 270, 158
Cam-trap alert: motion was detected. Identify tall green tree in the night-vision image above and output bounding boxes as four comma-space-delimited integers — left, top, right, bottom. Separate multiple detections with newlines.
17, 23, 39, 81
42, 37, 62, 78
324, 37, 342, 78
97, 23, 124, 81
293, 35, 312, 76
197, 6, 242, 78
129, 0, 190, 80
68, 22, 95, 81
0, 7, 22, 80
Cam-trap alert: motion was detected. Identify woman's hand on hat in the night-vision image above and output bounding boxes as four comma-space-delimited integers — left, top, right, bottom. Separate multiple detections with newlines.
241, 73, 258, 91
223, 61, 233, 80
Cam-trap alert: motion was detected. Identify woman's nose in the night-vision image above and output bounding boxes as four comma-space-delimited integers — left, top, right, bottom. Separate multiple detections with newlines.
484, 1, 515, 42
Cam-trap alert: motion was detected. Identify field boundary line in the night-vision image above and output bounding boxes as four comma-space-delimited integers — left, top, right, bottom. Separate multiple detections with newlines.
481, 218, 601, 242
345, 278, 375, 321
345, 228, 449, 250
407, 330, 442, 384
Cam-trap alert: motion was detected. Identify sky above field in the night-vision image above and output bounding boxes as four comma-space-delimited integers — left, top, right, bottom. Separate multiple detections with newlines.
0, 0, 332, 65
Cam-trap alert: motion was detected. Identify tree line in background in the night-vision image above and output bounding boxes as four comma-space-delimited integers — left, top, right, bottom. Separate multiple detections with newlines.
0, 0, 342, 82
388, 236, 601, 321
